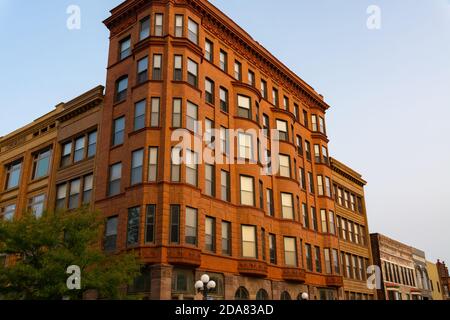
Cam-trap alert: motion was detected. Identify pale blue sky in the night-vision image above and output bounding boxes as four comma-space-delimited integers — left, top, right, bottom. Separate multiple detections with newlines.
0, 0, 449, 263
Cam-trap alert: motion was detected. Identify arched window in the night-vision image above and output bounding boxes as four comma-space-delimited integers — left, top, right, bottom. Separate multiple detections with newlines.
281, 291, 291, 300
256, 289, 269, 300
235, 286, 249, 300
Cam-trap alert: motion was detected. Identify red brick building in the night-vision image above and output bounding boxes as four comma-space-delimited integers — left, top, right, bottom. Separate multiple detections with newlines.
1, 0, 377, 300
96, 0, 344, 300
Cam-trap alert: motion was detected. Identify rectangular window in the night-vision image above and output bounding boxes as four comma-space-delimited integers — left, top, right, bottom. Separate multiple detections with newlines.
322, 146, 329, 165
186, 150, 198, 187
145, 205, 156, 243
320, 209, 328, 233
219, 87, 228, 113
172, 98, 182, 128
187, 18, 199, 44
262, 114, 270, 136
186, 101, 198, 133
29, 194, 45, 218
205, 217, 216, 252
137, 56, 148, 84
300, 168, 306, 189
108, 163, 122, 196
344, 191, 350, 208
296, 136, 303, 156
305, 141, 311, 161
311, 207, 318, 231
319, 116, 326, 134
87, 131, 97, 158
74, 136, 85, 163
240, 176, 254, 206
261, 80, 268, 99
154, 13, 163, 36
308, 172, 314, 194
173, 55, 183, 81
134, 100, 146, 131
314, 144, 321, 163
32, 148, 51, 180
56, 184, 67, 209
281, 193, 294, 220
219, 50, 228, 71
276, 120, 288, 141
104, 216, 118, 251
348, 221, 354, 242
256, 182, 263, 211
264, 189, 273, 217
115, 77, 128, 102
238, 132, 253, 160
311, 115, 318, 132
294, 104, 299, 121
205, 78, 214, 104
220, 127, 229, 155
352, 256, 359, 280
220, 170, 230, 202
269, 234, 277, 264
171, 147, 181, 182
284, 237, 297, 267
170, 205, 180, 244
147, 147, 158, 182
283, 96, 289, 111
119, 36, 131, 60
315, 246, 322, 273
152, 54, 162, 80
82, 174, 93, 205
341, 218, 347, 240
354, 224, 360, 244
305, 244, 313, 271
175, 14, 183, 37
317, 175, 324, 196
328, 211, 336, 235
237, 95, 251, 119
131, 149, 144, 185
302, 203, 309, 228
332, 249, 340, 274
139, 17, 150, 40
221, 221, 231, 255
234, 60, 242, 80
325, 177, 331, 197
248, 70, 255, 86
205, 39, 213, 62
185, 207, 198, 246
150, 97, 160, 127
241, 225, 257, 258
345, 254, 352, 278
279, 154, 291, 178
324, 249, 332, 274
61, 142, 72, 167
68, 179, 81, 209
222, 221, 231, 255
187, 59, 198, 87
350, 194, 356, 211
205, 164, 215, 197
272, 88, 279, 106
127, 207, 140, 246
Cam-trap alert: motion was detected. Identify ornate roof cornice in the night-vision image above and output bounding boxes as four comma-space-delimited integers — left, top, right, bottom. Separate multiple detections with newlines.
330, 157, 367, 187
103, 0, 331, 112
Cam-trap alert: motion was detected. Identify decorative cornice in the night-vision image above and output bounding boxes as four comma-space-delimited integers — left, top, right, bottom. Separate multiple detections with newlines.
103, 0, 331, 111
330, 157, 367, 187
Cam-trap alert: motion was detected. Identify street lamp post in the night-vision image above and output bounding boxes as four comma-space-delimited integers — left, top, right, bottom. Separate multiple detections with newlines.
195, 274, 216, 300
300, 292, 309, 300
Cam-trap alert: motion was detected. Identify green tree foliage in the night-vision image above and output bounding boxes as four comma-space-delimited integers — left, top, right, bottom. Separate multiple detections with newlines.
0, 208, 140, 300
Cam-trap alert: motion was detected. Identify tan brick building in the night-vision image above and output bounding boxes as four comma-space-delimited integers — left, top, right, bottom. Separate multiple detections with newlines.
1, 0, 378, 300
330, 158, 375, 300
0, 86, 104, 266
